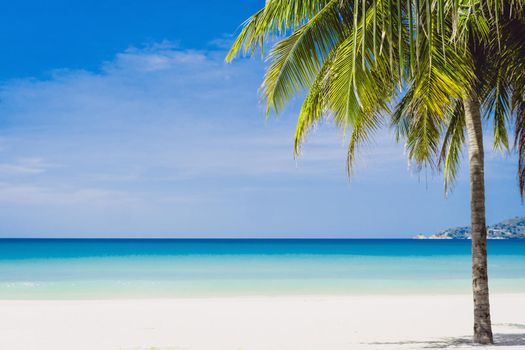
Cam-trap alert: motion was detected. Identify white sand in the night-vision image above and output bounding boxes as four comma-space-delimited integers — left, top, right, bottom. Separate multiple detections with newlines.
0, 294, 524, 350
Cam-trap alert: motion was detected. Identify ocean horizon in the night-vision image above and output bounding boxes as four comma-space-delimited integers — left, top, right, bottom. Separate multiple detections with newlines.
0, 238, 524, 299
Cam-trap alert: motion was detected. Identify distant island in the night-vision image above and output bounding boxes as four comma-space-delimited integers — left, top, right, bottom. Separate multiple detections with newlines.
415, 216, 525, 239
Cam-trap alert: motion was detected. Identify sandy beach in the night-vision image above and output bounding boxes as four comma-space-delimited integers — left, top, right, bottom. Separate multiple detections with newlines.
0, 293, 524, 350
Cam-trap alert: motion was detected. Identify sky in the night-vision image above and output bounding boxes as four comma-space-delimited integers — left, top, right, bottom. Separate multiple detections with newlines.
0, 0, 522, 238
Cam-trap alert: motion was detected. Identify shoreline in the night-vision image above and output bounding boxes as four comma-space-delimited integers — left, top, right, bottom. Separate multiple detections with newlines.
1, 293, 524, 350
2, 290, 525, 300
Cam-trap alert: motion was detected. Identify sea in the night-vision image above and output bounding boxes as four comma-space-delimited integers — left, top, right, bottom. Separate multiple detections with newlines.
0, 239, 524, 299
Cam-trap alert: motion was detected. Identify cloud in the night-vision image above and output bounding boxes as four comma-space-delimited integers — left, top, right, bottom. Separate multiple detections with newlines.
0, 157, 55, 176
0, 42, 520, 237
0, 43, 396, 186
0, 182, 133, 205
207, 36, 235, 50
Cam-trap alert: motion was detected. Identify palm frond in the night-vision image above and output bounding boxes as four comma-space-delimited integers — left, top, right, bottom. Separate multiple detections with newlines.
294, 53, 335, 155
515, 95, 525, 197
262, 0, 350, 114
227, 0, 525, 192
226, 0, 332, 62
439, 100, 465, 193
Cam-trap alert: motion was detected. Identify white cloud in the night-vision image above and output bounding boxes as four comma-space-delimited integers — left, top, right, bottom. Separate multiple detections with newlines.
0, 157, 55, 176
0, 42, 520, 236
0, 182, 134, 206
0, 44, 370, 185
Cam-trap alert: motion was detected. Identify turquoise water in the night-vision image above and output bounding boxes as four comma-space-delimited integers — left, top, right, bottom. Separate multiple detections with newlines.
0, 239, 524, 299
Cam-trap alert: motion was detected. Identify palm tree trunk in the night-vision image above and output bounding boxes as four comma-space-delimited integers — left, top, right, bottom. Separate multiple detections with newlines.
463, 89, 493, 344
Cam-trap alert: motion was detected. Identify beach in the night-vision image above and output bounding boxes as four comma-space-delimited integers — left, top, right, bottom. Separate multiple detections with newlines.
1, 239, 524, 349
1, 293, 524, 350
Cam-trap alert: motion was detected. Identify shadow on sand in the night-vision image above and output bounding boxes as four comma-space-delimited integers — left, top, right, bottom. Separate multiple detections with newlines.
367, 324, 525, 348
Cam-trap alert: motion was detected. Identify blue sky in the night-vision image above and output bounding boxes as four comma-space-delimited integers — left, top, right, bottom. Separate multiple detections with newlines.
0, 0, 522, 237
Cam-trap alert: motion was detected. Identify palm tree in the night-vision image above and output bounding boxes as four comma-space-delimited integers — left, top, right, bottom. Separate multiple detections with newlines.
226, 0, 525, 344
392, 5, 525, 343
